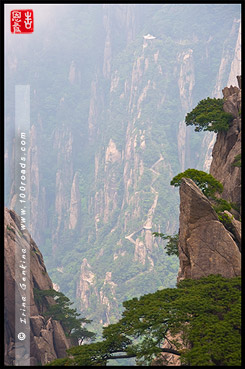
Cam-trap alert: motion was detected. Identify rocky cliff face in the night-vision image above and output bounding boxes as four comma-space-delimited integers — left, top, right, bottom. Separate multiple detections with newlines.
5, 4, 241, 330
210, 76, 241, 213
177, 77, 241, 283
177, 178, 241, 282
4, 207, 71, 366
163, 78, 241, 365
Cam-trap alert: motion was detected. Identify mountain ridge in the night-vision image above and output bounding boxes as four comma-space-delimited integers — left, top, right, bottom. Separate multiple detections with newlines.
5, 3, 241, 333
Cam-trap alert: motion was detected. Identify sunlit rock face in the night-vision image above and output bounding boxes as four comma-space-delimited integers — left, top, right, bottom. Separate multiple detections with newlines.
177, 178, 241, 283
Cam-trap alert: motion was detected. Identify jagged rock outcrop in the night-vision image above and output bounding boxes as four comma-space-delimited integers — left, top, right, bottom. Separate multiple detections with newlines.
170, 77, 241, 366
69, 172, 81, 230
99, 272, 119, 326
4, 208, 71, 366
227, 21, 241, 87
177, 178, 241, 282
224, 210, 241, 251
102, 4, 137, 79
210, 76, 241, 213
5, 5, 241, 331
76, 259, 120, 326
52, 125, 74, 255
76, 258, 96, 310
177, 77, 241, 283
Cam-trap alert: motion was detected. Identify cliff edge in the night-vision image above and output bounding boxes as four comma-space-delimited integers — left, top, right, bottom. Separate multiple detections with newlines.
4, 207, 71, 366
177, 76, 241, 283
177, 178, 241, 282
210, 76, 241, 214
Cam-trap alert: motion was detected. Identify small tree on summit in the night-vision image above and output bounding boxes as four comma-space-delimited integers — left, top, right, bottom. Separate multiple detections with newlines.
170, 168, 223, 199
185, 97, 233, 133
170, 169, 239, 230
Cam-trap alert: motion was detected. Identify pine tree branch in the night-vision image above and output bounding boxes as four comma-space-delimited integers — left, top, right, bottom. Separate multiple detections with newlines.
107, 347, 181, 360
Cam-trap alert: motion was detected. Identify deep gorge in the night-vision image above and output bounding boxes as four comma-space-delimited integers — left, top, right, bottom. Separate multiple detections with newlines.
5, 4, 241, 333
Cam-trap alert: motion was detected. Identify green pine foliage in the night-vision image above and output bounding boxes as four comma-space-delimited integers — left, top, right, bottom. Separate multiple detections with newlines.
217, 212, 234, 231
6, 5, 238, 332
152, 232, 179, 256
34, 288, 95, 345
232, 153, 241, 167
170, 169, 240, 233
212, 197, 232, 213
170, 168, 223, 198
185, 97, 233, 133
46, 275, 241, 366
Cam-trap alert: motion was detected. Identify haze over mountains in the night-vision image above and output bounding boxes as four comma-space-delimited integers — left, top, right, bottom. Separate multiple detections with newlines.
5, 4, 241, 332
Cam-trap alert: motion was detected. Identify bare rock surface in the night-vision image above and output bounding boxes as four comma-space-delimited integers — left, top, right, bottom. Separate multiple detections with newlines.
177, 178, 241, 282
210, 76, 241, 212
4, 207, 71, 366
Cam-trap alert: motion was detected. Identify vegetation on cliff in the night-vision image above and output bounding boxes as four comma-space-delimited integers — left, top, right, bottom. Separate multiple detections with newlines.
185, 97, 233, 132
170, 168, 223, 198
152, 232, 179, 256
232, 153, 241, 168
47, 275, 241, 366
34, 288, 95, 346
5, 4, 241, 331
5, 5, 241, 362
170, 168, 240, 231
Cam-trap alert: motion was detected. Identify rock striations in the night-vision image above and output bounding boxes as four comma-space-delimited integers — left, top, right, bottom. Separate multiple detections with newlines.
177, 178, 241, 282
160, 77, 241, 366
4, 207, 71, 366
177, 76, 241, 283
210, 76, 241, 213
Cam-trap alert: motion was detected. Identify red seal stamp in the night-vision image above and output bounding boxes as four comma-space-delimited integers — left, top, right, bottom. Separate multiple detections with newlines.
11, 10, 34, 34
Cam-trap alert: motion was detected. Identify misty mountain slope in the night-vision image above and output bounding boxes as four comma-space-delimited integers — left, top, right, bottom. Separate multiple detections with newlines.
5, 4, 241, 329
